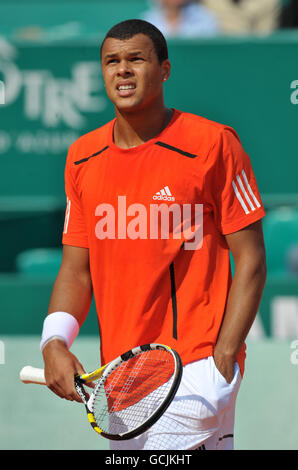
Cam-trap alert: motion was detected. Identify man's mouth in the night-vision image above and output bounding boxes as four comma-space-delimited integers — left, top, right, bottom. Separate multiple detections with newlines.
116, 83, 136, 97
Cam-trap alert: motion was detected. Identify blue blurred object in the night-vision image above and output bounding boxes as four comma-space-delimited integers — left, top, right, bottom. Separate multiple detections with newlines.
141, 0, 221, 38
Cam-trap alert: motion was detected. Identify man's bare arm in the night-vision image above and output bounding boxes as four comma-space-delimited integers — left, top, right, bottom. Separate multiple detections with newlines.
42, 245, 93, 402
213, 220, 267, 382
47, 245, 92, 324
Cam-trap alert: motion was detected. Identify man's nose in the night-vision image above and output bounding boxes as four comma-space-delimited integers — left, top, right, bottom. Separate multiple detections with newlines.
117, 60, 133, 76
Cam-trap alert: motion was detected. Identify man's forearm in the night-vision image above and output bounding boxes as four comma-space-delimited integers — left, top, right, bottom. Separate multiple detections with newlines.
215, 256, 267, 359
47, 265, 93, 327
40, 253, 93, 402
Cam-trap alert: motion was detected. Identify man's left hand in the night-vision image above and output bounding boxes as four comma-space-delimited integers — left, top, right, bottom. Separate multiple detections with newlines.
213, 348, 236, 384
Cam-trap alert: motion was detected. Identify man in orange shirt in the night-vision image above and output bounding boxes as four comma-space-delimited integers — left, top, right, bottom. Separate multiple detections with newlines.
41, 19, 266, 450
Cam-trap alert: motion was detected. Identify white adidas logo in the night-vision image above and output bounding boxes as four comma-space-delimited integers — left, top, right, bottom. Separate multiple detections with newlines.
153, 186, 175, 201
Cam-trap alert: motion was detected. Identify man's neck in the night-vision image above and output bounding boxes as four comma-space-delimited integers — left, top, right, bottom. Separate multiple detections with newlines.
113, 105, 173, 149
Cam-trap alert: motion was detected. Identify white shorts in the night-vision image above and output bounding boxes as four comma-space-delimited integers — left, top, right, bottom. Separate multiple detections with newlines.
110, 355, 242, 451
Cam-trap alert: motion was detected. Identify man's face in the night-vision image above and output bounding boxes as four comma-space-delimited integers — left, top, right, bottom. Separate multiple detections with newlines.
160, 0, 187, 7
101, 34, 170, 113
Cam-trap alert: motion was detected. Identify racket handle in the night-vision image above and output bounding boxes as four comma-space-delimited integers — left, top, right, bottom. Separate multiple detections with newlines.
20, 366, 46, 385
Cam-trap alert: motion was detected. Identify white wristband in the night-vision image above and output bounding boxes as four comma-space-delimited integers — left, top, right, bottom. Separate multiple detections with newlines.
40, 311, 80, 352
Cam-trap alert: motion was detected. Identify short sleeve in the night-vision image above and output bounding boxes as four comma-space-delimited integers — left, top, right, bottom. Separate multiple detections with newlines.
206, 127, 266, 235
62, 147, 89, 248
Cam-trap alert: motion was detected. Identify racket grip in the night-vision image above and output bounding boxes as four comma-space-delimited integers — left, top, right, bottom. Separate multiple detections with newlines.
20, 366, 46, 385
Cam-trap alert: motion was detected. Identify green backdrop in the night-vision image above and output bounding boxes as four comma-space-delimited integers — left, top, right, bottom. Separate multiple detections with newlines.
1, 34, 298, 200
0, 1, 297, 452
0, 29, 298, 337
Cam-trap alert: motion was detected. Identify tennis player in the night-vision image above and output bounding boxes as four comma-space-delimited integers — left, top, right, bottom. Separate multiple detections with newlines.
41, 19, 267, 450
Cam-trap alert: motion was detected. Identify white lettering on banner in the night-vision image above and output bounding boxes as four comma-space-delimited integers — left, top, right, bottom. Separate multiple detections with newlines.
14, 130, 79, 154
272, 296, 298, 339
22, 70, 46, 120
0, 128, 80, 155
0, 60, 22, 105
290, 80, 298, 105
0, 57, 107, 128
290, 340, 298, 365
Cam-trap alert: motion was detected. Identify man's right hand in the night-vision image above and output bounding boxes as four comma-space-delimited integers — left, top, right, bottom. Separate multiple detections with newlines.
42, 338, 86, 402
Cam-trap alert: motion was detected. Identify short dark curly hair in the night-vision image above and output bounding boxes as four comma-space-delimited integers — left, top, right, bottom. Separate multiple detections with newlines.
100, 19, 169, 64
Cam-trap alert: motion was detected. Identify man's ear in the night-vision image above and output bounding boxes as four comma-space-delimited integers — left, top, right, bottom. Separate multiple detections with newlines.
162, 59, 171, 82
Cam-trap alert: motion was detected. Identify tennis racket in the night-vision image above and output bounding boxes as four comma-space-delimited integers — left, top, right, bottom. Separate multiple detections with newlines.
20, 343, 182, 441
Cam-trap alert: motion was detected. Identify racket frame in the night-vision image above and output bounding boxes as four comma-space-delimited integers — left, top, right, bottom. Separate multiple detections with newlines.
75, 343, 183, 441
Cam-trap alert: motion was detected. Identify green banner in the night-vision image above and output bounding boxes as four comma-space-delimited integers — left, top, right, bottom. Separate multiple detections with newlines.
0, 35, 298, 200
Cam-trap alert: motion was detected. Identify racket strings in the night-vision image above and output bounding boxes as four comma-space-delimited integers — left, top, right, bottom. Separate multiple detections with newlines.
106, 353, 147, 412
92, 349, 175, 436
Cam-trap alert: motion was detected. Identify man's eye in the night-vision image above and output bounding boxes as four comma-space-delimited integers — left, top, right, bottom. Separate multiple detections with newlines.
131, 57, 143, 62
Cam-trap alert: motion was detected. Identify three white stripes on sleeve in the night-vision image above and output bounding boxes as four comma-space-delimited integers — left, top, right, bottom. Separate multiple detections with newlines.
232, 170, 261, 215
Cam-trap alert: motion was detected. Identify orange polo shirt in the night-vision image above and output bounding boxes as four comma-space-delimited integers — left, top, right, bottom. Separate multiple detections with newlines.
62, 109, 265, 376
